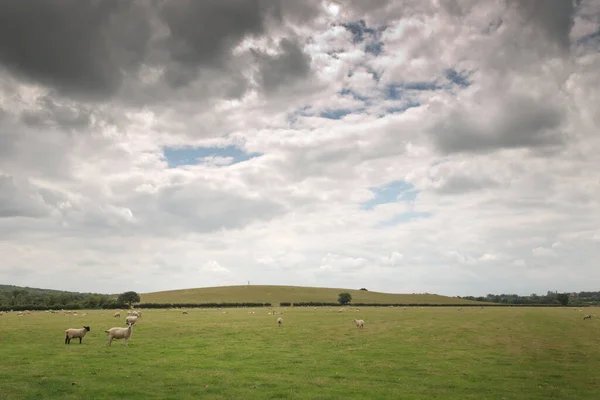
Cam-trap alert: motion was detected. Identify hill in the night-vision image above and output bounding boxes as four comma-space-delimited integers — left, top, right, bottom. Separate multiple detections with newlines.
140, 285, 482, 305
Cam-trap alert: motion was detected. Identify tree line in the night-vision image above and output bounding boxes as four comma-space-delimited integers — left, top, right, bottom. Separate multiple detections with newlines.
0, 286, 142, 311
457, 290, 600, 306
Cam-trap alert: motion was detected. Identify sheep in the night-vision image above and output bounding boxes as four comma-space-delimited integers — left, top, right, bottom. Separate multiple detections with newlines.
125, 315, 138, 325
182, 311, 188, 315
277, 317, 283, 327
353, 319, 364, 328
114, 311, 121, 318
105, 322, 134, 346
583, 314, 592, 320
65, 326, 90, 344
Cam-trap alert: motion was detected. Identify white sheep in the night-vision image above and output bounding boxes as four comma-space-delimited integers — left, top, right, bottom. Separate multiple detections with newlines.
583, 314, 592, 320
353, 319, 364, 328
114, 311, 121, 318
125, 315, 138, 325
65, 326, 91, 344
105, 322, 134, 346
277, 317, 283, 327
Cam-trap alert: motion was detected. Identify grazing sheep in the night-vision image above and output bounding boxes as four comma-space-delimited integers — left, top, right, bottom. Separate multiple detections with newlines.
277, 317, 283, 327
353, 319, 364, 328
182, 311, 188, 315
125, 315, 138, 325
105, 322, 134, 346
114, 311, 121, 318
583, 314, 592, 320
65, 326, 91, 344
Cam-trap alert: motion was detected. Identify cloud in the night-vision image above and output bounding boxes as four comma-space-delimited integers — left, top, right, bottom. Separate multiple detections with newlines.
427, 90, 567, 154
0, 175, 52, 218
532, 247, 558, 258
0, 0, 150, 100
0, 0, 599, 296
508, 0, 576, 49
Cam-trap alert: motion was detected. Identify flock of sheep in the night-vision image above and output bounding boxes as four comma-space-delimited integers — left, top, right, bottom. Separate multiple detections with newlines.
4, 306, 595, 349
60, 308, 365, 346
65, 310, 141, 346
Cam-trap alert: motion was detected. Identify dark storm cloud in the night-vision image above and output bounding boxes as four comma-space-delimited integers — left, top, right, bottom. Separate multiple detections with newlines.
253, 38, 312, 94
0, 0, 151, 100
0, 0, 319, 100
429, 94, 566, 154
508, 0, 577, 48
158, 0, 319, 91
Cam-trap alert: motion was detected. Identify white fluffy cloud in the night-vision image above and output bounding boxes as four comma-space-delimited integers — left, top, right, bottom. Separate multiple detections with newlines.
0, 0, 599, 296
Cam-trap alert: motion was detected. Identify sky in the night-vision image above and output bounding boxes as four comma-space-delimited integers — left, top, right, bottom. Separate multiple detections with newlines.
0, 0, 599, 297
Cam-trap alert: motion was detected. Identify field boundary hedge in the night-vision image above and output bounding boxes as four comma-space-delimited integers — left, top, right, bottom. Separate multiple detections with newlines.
1, 302, 588, 312
136, 302, 272, 309
289, 302, 584, 308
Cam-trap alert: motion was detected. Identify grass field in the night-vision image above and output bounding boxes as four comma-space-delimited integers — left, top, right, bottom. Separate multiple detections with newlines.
1, 306, 599, 399
140, 285, 482, 305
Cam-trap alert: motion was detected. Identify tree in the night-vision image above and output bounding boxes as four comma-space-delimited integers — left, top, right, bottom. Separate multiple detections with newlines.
359, 288, 368, 291
557, 293, 569, 306
338, 292, 352, 305
118, 291, 140, 307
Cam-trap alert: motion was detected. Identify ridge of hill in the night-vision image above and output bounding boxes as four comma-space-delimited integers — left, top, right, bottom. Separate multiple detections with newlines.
140, 285, 482, 305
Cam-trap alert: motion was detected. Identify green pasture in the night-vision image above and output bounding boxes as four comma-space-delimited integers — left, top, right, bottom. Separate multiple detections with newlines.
0, 306, 598, 399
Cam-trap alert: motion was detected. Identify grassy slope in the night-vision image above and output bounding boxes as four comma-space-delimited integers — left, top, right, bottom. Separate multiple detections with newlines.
140, 285, 482, 305
0, 307, 599, 399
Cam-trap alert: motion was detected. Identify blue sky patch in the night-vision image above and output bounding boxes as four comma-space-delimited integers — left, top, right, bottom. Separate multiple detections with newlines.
343, 20, 385, 56
365, 41, 383, 55
361, 180, 419, 210
339, 88, 369, 102
320, 108, 359, 120
384, 82, 441, 100
163, 145, 260, 168
445, 68, 472, 88
376, 211, 432, 228
343, 20, 376, 43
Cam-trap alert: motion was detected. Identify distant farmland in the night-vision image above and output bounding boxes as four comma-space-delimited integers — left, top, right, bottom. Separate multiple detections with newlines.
140, 285, 483, 305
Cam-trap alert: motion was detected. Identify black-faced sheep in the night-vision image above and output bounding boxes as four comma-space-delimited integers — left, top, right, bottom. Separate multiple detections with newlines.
583, 314, 592, 320
65, 326, 91, 344
277, 317, 283, 327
